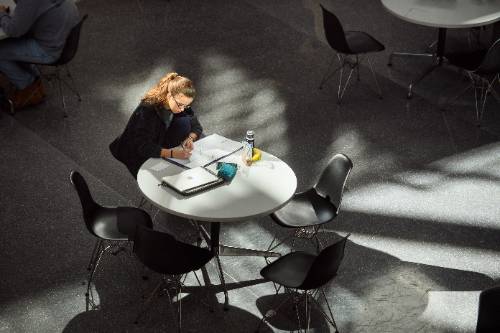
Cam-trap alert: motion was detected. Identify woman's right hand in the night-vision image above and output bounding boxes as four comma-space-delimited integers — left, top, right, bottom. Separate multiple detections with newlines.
172, 148, 192, 159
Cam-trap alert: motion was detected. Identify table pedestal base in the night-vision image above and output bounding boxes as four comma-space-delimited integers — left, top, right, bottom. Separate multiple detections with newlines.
388, 28, 447, 98
193, 220, 281, 310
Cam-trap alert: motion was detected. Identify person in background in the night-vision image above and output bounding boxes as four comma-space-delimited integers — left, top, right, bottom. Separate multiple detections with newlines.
110, 72, 203, 179
0, 0, 79, 109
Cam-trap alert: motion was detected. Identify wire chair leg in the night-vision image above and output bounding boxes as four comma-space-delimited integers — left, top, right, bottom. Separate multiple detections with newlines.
356, 55, 360, 81
478, 75, 498, 125
367, 55, 382, 98
293, 292, 305, 333
319, 55, 343, 90
305, 291, 312, 332
174, 282, 183, 333
337, 57, 345, 103
266, 233, 293, 253
63, 65, 82, 101
55, 68, 68, 118
86, 242, 106, 293
473, 81, 481, 125
477, 80, 487, 125
87, 240, 102, 271
318, 287, 339, 332
134, 278, 165, 324
338, 67, 354, 105
86, 242, 109, 310
441, 82, 473, 110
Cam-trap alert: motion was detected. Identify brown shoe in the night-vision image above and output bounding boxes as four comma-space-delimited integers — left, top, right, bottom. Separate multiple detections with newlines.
0, 97, 14, 115
10, 78, 45, 109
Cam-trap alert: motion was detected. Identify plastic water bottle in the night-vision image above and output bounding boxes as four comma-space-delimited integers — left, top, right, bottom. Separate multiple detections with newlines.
244, 130, 255, 165
246, 130, 255, 150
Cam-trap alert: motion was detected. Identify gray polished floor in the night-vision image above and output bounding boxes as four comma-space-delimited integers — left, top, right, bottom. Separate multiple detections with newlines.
1, 0, 499, 332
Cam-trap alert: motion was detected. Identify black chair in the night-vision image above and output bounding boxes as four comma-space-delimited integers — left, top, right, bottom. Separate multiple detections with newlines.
256, 234, 350, 333
476, 285, 500, 333
25, 14, 88, 117
133, 224, 214, 332
70, 170, 153, 310
267, 154, 353, 253
442, 38, 500, 127
319, 5, 385, 104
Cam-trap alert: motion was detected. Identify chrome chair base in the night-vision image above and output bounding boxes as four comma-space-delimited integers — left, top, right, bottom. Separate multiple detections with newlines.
441, 72, 499, 126
256, 286, 339, 333
85, 239, 131, 311
39, 65, 82, 118
319, 53, 382, 104
134, 272, 204, 333
267, 225, 324, 255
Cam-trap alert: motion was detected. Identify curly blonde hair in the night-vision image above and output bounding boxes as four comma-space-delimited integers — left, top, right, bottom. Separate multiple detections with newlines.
142, 72, 196, 106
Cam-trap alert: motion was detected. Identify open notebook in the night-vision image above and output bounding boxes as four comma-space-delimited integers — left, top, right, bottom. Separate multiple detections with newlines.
161, 166, 224, 196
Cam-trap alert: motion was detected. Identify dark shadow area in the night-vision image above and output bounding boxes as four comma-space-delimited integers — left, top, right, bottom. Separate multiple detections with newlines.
63, 258, 271, 333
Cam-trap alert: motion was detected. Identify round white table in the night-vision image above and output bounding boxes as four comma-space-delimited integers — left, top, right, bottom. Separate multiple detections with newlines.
381, 0, 500, 29
138, 151, 297, 223
137, 146, 297, 308
382, 0, 500, 98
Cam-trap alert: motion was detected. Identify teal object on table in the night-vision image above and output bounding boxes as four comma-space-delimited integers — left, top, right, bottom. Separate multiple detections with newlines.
217, 162, 238, 182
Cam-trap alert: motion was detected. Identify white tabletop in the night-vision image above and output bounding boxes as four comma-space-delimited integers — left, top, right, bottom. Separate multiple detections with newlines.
381, 0, 500, 29
137, 148, 297, 223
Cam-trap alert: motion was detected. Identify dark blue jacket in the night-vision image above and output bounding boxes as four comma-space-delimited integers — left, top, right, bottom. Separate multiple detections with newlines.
110, 102, 203, 178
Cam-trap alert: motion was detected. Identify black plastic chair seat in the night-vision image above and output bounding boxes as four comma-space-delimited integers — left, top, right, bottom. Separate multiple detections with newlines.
70, 170, 153, 241
445, 49, 487, 72
261, 251, 316, 288
262, 235, 349, 290
256, 235, 349, 332
92, 206, 152, 240
134, 225, 214, 276
477, 285, 500, 332
345, 31, 385, 54
271, 188, 337, 228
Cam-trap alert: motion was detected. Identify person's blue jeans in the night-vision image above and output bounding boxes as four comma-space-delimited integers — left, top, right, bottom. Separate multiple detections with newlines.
164, 116, 192, 148
0, 38, 57, 89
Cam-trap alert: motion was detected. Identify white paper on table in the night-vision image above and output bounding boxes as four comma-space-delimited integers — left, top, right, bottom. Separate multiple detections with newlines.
150, 161, 170, 171
167, 133, 243, 168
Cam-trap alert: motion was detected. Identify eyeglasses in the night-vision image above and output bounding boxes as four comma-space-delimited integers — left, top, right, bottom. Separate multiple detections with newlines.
170, 93, 191, 111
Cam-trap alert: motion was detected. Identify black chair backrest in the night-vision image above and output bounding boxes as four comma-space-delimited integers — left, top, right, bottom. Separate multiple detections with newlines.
314, 153, 353, 213
133, 225, 213, 276
476, 38, 500, 74
320, 5, 351, 54
54, 14, 88, 66
476, 285, 500, 332
299, 234, 350, 290
69, 170, 100, 235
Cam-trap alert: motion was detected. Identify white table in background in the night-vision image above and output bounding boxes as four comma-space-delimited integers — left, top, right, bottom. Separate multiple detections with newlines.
382, 0, 500, 98
137, 139, 297, 308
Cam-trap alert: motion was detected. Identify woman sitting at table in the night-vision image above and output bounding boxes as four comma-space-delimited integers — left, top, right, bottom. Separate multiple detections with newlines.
110, 72, 203, 178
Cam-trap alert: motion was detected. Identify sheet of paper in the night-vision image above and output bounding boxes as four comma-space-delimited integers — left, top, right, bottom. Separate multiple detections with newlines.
150, 161, 170, 171
167, 133, 243, 168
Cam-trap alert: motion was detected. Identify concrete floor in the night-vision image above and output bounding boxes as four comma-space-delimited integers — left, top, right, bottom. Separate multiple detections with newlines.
0, 0, 499, 332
